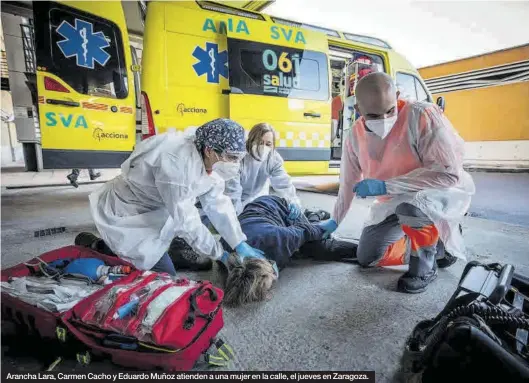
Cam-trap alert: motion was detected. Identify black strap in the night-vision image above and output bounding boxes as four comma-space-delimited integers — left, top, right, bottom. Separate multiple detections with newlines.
184, 285, 218, 330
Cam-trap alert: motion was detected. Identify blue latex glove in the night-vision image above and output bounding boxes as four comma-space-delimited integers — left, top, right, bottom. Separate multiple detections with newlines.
219, 251, 230, 266
318, 219, 338, 239
353, 179, 387, 198
235, 242, 265, 260
288, 203, 302, 220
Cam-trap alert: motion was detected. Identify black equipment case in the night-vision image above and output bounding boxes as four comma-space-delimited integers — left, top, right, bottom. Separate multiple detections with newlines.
400, 261, 529, 382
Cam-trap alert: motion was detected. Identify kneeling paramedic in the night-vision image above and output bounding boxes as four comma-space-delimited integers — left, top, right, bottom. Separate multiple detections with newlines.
328, 72, 475, 293
86, 118, 265, 276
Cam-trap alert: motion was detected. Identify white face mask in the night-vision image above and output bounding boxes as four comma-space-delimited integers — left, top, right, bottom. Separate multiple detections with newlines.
252, 145, 272, 161
365, 114, 398, 139
212, 161, 240, 181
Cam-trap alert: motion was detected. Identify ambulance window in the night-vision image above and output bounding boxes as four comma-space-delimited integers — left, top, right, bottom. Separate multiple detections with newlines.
396, 72, 430, 102
415, 79, 429, 102
35, 4, 128, 99
228, 39, 329, 101
396, 73, 417, 101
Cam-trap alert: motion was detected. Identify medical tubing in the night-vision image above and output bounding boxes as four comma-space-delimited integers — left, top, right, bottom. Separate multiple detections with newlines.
23, 257, 60, 278
415, 301, 529, 365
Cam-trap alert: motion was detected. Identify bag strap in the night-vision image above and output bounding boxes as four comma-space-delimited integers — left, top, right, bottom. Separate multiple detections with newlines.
183, 284, 218, 330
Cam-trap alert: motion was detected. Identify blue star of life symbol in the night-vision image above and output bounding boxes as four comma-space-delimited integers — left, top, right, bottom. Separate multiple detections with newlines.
56, 18, 111, 69
192, 42, 228, 84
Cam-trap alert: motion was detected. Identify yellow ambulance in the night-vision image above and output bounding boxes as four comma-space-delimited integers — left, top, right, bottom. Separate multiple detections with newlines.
32, 1, 432, 175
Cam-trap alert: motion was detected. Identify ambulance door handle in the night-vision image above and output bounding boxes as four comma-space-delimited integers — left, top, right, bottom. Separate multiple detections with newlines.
46, 99, 80, 107
304, 112, 321, 118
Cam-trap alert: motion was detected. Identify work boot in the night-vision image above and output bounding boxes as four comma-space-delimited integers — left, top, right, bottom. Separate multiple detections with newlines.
435, 224, 462, 269
168, 237, 212, 271
397, 263, 438, 294
67, 173, 79, 188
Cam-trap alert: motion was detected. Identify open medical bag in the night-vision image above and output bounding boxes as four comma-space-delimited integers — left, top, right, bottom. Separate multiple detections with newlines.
1, 246, 232, 371
400, 261, 529, 382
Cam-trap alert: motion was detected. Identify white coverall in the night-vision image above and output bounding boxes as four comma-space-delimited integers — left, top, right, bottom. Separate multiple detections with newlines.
88, 129, 247, 270
224, 151, 301, 215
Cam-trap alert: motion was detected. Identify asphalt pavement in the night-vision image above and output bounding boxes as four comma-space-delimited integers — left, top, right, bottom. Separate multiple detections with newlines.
466, 171, 529, 227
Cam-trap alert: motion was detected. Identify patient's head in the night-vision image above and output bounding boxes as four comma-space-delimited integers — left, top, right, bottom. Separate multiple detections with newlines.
221, 253, 277, 307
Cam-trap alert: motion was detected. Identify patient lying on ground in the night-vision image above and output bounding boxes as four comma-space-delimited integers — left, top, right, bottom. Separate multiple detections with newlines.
219, 195, 357, 306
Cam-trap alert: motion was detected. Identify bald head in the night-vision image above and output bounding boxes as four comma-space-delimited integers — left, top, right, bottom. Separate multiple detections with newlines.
355, 72, 399, 121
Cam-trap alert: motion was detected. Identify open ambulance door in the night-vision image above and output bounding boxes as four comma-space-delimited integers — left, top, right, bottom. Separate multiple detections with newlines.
225, 26, 332, 175
33, 1, 136, 169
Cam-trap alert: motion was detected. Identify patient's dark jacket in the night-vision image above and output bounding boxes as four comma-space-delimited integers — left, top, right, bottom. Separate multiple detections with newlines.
222, 195, 325, 269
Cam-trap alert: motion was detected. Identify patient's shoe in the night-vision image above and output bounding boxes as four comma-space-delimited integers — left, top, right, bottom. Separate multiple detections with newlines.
304, 209, 331, 223
168, 237, 212, 271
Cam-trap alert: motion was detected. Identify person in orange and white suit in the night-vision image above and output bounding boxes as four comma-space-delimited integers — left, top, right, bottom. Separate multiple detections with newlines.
330, 72, 475, 293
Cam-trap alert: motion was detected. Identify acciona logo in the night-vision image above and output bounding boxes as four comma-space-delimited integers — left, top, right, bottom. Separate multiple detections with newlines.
177, 103, 207, 116
93, 128, 129, 141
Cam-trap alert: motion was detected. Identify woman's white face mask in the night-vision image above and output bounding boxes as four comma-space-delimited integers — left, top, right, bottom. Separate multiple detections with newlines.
251, 145, 272, 161
365, 114, 398, 139
212, 161, 240, 180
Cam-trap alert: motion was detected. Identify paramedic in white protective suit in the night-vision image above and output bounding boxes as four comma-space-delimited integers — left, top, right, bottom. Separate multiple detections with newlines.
228, 122, 302, 215
86, 118, 265, 276
325, 72, 475, 294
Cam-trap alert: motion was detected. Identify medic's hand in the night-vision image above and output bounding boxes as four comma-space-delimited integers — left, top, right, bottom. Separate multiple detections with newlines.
235, 242, 265, 260
216, 251, 231, 275
287, 203, 302, 220
220, 251, 230, 266
318, 219, 338, 239
353, 179, 387, 198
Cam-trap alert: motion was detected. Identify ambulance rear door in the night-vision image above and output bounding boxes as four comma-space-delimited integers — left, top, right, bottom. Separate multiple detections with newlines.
226, 23, 332, 173
33, 1, 135, 169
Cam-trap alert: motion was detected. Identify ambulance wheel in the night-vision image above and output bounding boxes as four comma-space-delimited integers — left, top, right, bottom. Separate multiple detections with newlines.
76, 351, 91, 366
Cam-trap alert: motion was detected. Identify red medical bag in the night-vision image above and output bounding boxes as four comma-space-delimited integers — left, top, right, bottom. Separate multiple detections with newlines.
1, 246, 229, 371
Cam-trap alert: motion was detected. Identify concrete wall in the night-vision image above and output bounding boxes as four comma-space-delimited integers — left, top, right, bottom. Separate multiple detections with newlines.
0, 17, 23, 167
1, 13, 39, 143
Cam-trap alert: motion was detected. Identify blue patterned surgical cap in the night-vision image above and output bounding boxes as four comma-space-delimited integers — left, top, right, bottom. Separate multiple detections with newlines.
195, 118, 246, 156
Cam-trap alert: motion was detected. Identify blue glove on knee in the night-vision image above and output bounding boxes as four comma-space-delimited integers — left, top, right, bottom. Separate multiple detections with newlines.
353, 179, 387, 198
288, 203, 302, 220
318, 219, 338, 239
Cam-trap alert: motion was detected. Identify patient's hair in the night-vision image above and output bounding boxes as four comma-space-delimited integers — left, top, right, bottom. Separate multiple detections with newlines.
221, 253, 277, 307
